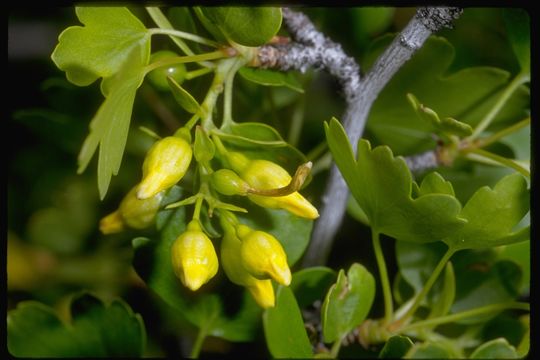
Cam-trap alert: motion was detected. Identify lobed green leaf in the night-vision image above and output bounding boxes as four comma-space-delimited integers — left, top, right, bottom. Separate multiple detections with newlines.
7, 293, 145, 357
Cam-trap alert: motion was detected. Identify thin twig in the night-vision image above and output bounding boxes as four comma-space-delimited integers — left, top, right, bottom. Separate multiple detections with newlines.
258, 7, 462, 267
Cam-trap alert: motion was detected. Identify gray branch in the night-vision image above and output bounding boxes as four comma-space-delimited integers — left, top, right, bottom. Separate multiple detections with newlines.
258, 7, 462, 267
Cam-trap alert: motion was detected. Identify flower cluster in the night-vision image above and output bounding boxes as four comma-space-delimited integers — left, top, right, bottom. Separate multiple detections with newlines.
99, 127, 318, 308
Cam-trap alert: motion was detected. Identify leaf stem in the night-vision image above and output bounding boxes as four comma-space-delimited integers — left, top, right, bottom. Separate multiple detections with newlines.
222, 58, 248, 128
396, 301, 530, 334
149, 28, 219, 48
146, 7, 194, 56
465, 148, 530, 177
144, 51, 227, 74
372, 231, 393, 324
330, 337, 343, 358
186, 67, 214, 80
395, 247, 455, 326
475, 117, 530, 149
469, 72, 530, 140
189, 326, 208, 359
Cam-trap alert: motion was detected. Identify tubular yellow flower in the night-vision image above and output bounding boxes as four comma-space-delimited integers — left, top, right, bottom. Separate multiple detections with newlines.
236, 155, 319, 219
236, 224, 291, 286
99, 186, 164, 234
171, 220, 218, 291
137, 135, 192, 199
220, 222, 275, 308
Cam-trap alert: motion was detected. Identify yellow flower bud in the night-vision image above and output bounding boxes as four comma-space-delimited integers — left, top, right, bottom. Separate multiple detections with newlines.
137, 136, 192, 199
211, 169, 250, 196
220, 223, 275, 308
238, 157, 319, 219
236, 224, 291, 286
99, 186, 164, 234
171, 220, 218, 291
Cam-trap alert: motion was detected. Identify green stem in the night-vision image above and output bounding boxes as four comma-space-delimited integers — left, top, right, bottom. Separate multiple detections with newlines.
475, 117, 530, 148
397, 247, 455, 325
146, 7, 194, 56
372, 231, 393, 324
287, 96, 305, 146
222, 58, 248, 128
186, 67, 214, 80
189, 326, 208, 358
330, 337, 342, 358
192, 194, 204, 221
397, 302, 530, 334
144, 51, 227, 74
185, 114, 200, 130
465, 148, 530, 177
149, 28, 219, 48
469, 72, 530, 140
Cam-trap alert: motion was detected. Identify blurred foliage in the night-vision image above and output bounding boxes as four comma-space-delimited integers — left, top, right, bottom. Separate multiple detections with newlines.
8, 7, 529, 358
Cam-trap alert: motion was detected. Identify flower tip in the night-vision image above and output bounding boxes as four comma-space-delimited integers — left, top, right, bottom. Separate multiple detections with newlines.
248, 280, 275, 308
99, 210, 124, 234
273, 264, 292, 286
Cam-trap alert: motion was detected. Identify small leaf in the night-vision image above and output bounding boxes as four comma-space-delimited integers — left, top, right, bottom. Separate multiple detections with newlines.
325, 118, 466, 243
239, 67, 304, 93
379, 335, 414, 359
405, 341, 458, 358
200, 7, 282, 46
7, 293, 145, 357
443, 173, 530, 251
167, 75, 201, 114
76, 45, 148, 199
51, 7, 150, 86
263, 285, 313, 358
470, 338, 519, 359
194, 126, 215, 163
503, 9, 530, 73
321, 263, 375, 343
290, 267, 337, 308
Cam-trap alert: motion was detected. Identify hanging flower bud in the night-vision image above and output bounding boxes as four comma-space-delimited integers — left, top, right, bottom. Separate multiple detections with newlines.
236, 224, 291, 286
220, 220, 275, 308
226, 152, 318, 219
211, 169, 250, 196
137, 135, 192, 200
171, 220, 218, 291
100, 186, 164, 234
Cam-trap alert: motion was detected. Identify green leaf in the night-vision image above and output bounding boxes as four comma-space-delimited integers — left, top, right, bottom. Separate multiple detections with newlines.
503, 9, 530, 73
239, 67, 304, 93
364, 36, 529, 155
133, 187, 262, 342
451, 252, 522, 324
443, 173, 530, 250
235, 198, 313, 266
497, 240, 530, 294
325, 118, 466, 243
405, 341, 457, 358
167, 75, 201, 114
290, 267, 337, 308
200, 7, 282, 46
379, 335, 414, 359
51, 7, 150, 86
194, 126, 215, 163
263, 285, 313, 358
470, 338, 519, 359
7, 293, 145, 357
321, 263, 375, 343
76, 45, 148, 199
